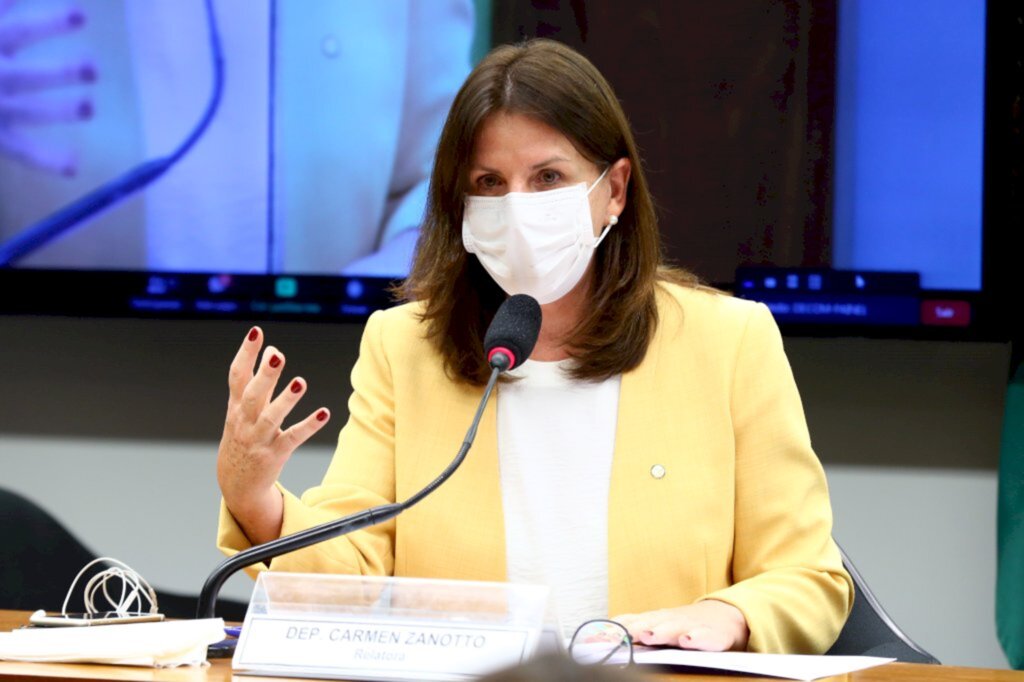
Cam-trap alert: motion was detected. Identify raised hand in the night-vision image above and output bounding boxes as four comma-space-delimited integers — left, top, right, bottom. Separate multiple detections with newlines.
217, 326, 331, 545
0, 0, 96, 175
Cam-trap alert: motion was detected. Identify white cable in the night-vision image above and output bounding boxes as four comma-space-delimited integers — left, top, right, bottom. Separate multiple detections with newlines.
60, 557, 160, 616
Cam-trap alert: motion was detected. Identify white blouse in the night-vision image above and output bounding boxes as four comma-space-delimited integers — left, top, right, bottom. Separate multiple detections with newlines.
496, 358, 622, 637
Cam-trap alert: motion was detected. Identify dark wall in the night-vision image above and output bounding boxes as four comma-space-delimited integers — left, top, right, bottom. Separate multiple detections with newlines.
0, 314, 1007, 470
492, 0, 837, 283
0, 315, 361, 444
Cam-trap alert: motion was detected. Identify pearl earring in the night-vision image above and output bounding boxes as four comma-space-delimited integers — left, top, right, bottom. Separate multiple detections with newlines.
609, 215, 619, 226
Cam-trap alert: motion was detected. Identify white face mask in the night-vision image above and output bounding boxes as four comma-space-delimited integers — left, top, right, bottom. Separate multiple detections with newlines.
462, 168, 616, 305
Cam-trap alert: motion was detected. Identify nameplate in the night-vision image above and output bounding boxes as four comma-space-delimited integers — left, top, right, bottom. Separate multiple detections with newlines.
233, 614, 534, 681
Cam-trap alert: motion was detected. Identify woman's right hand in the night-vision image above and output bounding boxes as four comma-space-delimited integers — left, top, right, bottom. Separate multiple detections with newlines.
217, 326, 332, 545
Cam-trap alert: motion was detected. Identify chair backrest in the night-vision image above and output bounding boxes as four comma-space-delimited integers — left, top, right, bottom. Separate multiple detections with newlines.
0, 488, 98, 612
826, 541, 939, 663
0, 488, 248, 621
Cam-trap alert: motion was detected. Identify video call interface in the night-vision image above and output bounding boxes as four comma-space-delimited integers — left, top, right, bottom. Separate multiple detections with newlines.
0, 0, 985, 326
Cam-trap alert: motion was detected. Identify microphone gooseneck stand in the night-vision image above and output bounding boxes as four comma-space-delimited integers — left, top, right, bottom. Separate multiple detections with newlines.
195, 365, 502, 619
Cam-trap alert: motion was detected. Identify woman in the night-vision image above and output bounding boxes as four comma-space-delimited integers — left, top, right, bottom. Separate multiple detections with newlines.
216, 39, 852, 653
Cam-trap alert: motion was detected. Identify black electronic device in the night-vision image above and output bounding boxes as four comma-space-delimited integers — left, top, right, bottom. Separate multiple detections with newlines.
28, 610, 164, 627
0, 1, 1015, 340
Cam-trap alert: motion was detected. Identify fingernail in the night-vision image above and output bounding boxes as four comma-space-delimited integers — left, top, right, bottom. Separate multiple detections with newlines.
290, 380, 302, 394
79, 63, 97, 82
77, 100, 93, 119
269, 354, 282, 369
316, 410, 328, 422
247, 327, 258, 342
67, 10, 85, 27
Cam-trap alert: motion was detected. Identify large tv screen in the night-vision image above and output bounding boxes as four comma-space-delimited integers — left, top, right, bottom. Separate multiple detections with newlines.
0, 0, 1015, 338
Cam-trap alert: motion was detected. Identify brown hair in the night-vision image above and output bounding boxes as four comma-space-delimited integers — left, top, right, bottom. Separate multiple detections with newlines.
400, 39, 696, 385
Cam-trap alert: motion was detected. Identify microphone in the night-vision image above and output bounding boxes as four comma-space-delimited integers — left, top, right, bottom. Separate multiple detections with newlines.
195, 294, 542, 619
484, 294, 542, 372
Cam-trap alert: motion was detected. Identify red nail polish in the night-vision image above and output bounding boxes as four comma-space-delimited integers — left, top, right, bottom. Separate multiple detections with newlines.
316, 410, 328, 422
247, 328, 258, 342
269, 354, 282, 369
290, 380, 302, 394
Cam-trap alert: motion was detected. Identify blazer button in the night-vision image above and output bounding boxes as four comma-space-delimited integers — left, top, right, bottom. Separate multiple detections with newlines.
650, 464, 666, 479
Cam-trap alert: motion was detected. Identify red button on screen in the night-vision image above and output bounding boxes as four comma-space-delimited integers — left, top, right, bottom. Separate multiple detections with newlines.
921, 300, 971, 326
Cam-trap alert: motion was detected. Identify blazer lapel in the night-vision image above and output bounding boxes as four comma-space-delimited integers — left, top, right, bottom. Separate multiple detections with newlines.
606, 293, 687, 616
400, 375, 506, 583
459, 383, 507, 581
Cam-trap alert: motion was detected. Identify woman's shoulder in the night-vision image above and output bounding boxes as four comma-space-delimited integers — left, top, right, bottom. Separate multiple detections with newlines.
369, 298, 428, 329
655, 280, 771, 335
364, 299, 434, 349
650, 281, 785, 376
357, 300, 446, 379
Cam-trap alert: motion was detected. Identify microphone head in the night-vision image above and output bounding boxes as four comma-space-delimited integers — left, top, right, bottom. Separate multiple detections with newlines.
484, 294, 542, 372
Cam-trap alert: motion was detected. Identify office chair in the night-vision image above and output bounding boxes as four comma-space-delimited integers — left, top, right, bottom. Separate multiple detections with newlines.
826, 541, 939, 663
0, 487, 248, 621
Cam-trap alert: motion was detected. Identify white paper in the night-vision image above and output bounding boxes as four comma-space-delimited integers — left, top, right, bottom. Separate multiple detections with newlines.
0, 618, 225, 668
632, 648, 895, 681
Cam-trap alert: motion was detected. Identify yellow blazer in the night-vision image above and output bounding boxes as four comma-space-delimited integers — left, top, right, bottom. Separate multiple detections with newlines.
219, 282, 853, 653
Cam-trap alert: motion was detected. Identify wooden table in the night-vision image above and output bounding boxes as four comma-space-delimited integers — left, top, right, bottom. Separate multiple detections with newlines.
2, 610, 1022, 682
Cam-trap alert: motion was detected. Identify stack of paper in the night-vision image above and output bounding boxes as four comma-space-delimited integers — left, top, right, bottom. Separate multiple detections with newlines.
0, 618, 225, 668
634, 648, 896, 681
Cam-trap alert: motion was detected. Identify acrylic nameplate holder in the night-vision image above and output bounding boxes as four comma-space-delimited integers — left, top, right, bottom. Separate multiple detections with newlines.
232, 572, 550, 682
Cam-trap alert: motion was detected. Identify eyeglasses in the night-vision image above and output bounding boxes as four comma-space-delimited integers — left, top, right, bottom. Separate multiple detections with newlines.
567, 619, 634, 667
